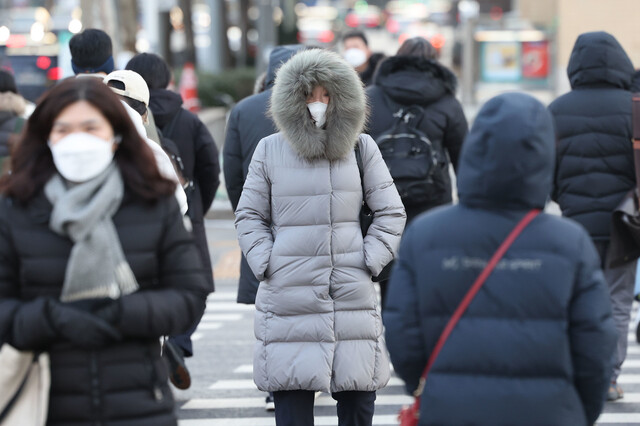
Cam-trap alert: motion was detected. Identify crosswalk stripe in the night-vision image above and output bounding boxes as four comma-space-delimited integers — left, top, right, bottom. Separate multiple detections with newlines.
207, 292, 239, 301
182, 394, 413, 410
202, 313, 244, 322
598, 412, 640, 423
191, 332, 204, 342
233, 364, 253, 374
621, 359, 640, 368
196, 323, 223, 330
627, 346, 640, 355
209, 378, 405, 390
615, 374, 640, 384
605, 393, 640, 403
179, 415, 400, 426
204, 302, 255, 311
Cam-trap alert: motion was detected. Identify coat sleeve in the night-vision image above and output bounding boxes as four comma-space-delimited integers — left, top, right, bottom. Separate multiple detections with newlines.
360, 134, 407, 277
223, 106, 244, 211
570, 231, 617, 424
193, 117, 221, 213
0, 202, 57, 350
382, 224, 427, 394
116, 198, 209, 338
442, 98, 468, 172
234, 139, 273, 281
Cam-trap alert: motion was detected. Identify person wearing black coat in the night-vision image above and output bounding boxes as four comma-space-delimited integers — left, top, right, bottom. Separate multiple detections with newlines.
126, 54, 219, 376
549, 31, 636, 401
0, 70, 26, 162
0, 78, 209, 426
366, 37, 468, 223
384, 93, 617, 426
223, 44, 305, 305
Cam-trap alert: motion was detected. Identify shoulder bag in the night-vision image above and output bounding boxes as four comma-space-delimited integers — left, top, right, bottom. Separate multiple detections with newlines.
607, 94, 640, 268
398, 209, 540, 426
0, 344, 50, 426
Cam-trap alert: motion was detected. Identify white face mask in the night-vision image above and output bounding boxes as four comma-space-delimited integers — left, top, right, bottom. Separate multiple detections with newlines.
48, 132, 118, 182
343, 48, 367, 68
307, 102, 328, 128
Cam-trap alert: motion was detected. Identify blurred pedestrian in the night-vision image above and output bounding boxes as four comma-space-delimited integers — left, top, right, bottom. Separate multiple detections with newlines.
342, 30, 385, 87
549, 31, 636, 401
235, 49, 406, 426
0, 69, 27, 170
224, 45, 304, 305
126, 53, 220, 387
0, 77, 209, 425
384, 93, 617, 426
69, 28, 115, 78
105, 69, 188, 215
367, 37, 467, 223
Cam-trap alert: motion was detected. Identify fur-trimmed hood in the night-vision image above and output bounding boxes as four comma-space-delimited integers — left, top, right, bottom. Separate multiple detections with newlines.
373, 56, 457, 106
270, 49, 366, 161
0, 92, 25, 117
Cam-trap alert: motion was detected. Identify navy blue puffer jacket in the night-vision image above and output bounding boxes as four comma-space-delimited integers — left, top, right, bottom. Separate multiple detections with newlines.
384, 93, 617, 425
549, 31, 635, 242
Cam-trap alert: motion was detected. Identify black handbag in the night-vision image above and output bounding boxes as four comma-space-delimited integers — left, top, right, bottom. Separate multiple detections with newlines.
355, 143, 393, 282
607, 94, 640, 268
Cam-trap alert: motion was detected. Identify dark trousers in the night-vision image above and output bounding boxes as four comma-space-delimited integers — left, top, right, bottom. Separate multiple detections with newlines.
273, 390, 376, 426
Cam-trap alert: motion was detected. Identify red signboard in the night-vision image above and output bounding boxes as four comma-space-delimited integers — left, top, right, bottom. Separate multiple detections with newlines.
522, 41, 549, 79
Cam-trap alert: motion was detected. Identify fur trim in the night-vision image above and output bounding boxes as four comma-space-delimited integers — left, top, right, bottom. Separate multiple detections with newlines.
270, 49, 367, 161
374, 56, 458, 94
0, 92, 25, 116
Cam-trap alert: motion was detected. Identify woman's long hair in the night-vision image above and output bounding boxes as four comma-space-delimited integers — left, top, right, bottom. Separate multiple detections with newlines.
0, 77, 175, 203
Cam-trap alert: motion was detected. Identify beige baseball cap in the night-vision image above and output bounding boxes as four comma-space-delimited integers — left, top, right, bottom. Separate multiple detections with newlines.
105, 70, 150, 106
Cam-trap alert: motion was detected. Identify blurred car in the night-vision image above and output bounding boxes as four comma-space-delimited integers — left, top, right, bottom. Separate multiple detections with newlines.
295, 5, 339, 47
344, 4, 383, 29
385, 1, 429, 36
397, 23, 447, 56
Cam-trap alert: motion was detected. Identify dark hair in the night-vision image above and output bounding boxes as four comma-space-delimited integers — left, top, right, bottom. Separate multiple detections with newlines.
342, 30, 368, 47
107, 80, 147, 116
125, 53, 171, 90
69, 29, 113, 70
0, 69, 17, 93
0, 78, 175, 203
396, 37, 438, 60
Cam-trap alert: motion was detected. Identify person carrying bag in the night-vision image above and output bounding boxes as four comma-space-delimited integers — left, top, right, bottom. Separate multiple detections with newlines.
384, 93, 617, 426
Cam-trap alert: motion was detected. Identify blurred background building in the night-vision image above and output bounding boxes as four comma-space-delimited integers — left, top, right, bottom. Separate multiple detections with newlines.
0, 0, 637, 106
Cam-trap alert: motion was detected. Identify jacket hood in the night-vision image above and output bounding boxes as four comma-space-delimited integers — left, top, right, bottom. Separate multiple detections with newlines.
568, 32, 634, 90
373, 56, 457, 105
270, 49, 366, 161
457, 93, 554, 210
265, 45, 306, 90
0, 92, 25, 116
148, 88, 183, 127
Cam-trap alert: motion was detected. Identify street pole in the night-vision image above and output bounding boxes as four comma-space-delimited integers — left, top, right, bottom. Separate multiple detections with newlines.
461, 17, 476, 107
202, 0, 224, 73
141, 0, 161, 54
256, 0, 277, 75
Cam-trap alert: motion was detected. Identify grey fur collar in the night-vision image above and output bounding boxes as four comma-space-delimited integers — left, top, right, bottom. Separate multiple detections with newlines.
269, 49, 366, 161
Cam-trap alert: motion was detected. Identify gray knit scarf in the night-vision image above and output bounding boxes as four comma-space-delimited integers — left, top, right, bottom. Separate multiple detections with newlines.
44, 163, 139, 302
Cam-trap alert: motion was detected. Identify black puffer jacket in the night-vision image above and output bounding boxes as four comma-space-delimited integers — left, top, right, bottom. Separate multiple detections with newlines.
150, 89, 220, 289
384, 93, 616, 426
223, 45, 304, 304
359, 52, 385, 87
366, 56, 468, 221
549, 31, 635, 243
0, 191, 209, 425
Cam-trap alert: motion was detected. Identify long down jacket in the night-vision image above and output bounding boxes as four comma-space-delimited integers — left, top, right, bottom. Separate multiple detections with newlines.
0, 191, 210, 426
235, 49, 406, 393
383, 93, 617, 425
549, 31, 636, 242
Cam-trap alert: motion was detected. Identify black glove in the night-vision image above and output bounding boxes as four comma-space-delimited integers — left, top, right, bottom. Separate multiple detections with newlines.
46, 299, 122, 348
67, 298, 121, 325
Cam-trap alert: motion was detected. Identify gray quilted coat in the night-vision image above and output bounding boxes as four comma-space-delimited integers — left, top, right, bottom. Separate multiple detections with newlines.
235, 50, 406, 393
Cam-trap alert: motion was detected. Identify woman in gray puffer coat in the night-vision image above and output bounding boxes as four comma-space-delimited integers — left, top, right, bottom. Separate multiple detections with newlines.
235, 49, 406, 425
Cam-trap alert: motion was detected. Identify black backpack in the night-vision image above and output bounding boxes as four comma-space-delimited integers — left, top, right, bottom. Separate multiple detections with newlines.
375, 106, 447, 206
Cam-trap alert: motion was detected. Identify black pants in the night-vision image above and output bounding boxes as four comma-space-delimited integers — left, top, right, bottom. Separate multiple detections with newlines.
273, 390, 376, 426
